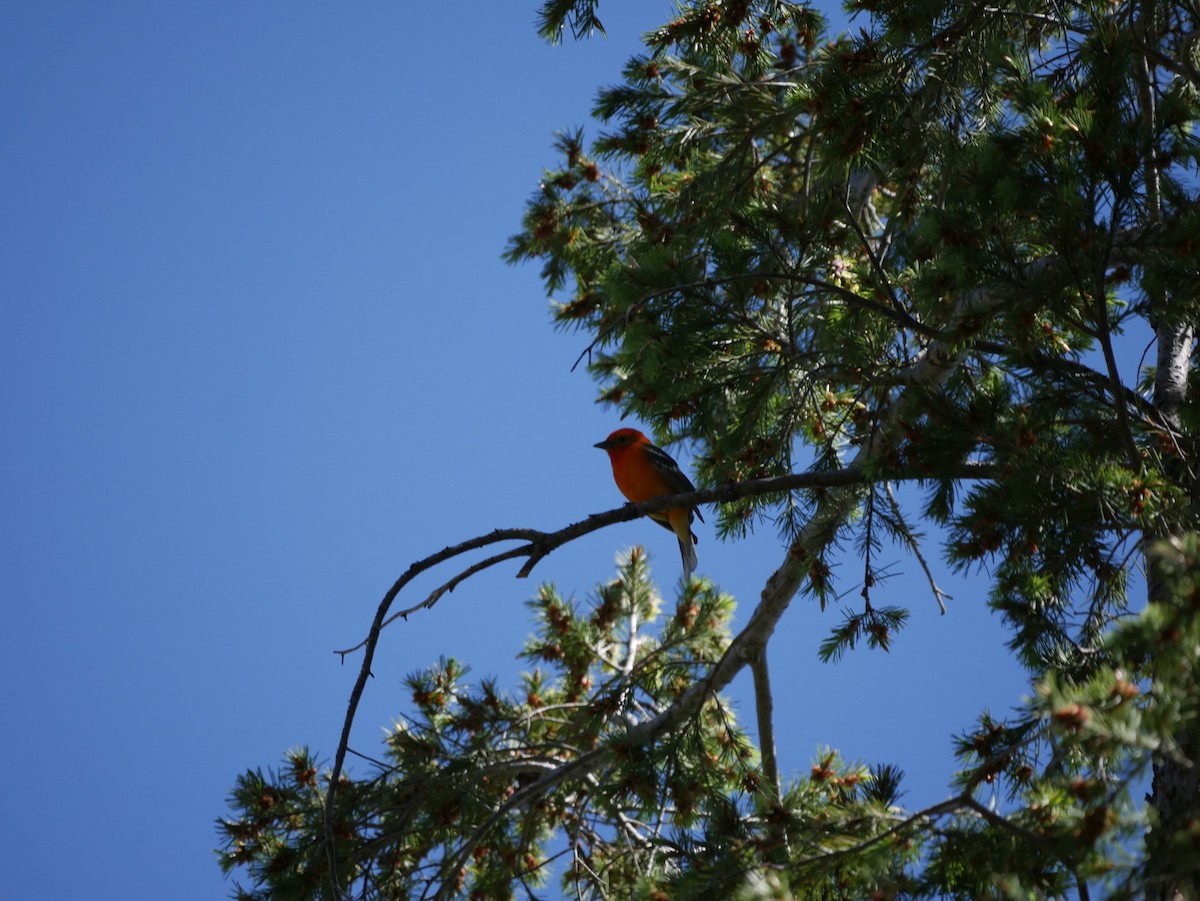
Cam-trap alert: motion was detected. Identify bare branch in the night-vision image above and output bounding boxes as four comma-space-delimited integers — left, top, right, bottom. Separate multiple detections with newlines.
333, 543, 536, 657
335, 462, 997, 659
884, 481, 951, 614
1094, 288, 1144, 469
750, 647, 781, 803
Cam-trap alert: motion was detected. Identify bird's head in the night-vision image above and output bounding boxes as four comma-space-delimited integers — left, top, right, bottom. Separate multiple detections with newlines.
594, 428, 647, 455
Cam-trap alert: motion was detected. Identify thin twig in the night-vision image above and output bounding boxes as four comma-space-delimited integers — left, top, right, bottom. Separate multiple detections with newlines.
790, 796, 967, 868
570, 267, 945, 375
843, 179, 906, 320
962, 796, 1066, 856
335, 544, 535, 656
884, 481, 951, 614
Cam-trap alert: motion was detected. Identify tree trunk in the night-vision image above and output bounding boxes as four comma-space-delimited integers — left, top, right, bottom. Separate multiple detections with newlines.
1146, 322, 1198, 901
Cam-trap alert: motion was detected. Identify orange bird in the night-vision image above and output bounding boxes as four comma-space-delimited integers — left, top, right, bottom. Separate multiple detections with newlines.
594, 428, 704, 579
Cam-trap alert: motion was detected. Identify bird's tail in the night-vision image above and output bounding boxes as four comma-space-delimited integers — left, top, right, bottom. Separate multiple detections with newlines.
669, 509, 698, 580
678, 533, 698, 580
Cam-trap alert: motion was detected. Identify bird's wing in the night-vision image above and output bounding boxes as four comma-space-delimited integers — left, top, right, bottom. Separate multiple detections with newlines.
645, 443, 705, 523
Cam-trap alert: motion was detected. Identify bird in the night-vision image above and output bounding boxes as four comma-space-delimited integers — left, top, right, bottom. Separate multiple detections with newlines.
594, 427, 704, 579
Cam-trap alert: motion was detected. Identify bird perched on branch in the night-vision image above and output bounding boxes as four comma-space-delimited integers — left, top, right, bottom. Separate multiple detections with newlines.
594, 428, 704, 579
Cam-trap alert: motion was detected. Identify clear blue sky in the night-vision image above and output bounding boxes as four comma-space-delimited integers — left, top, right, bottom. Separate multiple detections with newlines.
2, 4, 1031, 898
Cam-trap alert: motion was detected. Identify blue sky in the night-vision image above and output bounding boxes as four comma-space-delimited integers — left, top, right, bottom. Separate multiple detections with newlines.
2, 4, 1034, 898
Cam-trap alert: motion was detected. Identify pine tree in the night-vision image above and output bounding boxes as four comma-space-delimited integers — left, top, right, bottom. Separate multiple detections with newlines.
220, 1, 1200, 897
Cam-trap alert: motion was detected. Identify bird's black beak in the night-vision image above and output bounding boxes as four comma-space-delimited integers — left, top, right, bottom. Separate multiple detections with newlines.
593, 439, 609, 450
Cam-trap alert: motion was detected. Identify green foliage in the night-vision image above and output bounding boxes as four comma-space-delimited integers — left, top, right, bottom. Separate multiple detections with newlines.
224, 0, 1200, 897
818, 603, 909, 662
536, 0, 604, 44
504, 0, 1198, 666
219, 552, 755, 898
